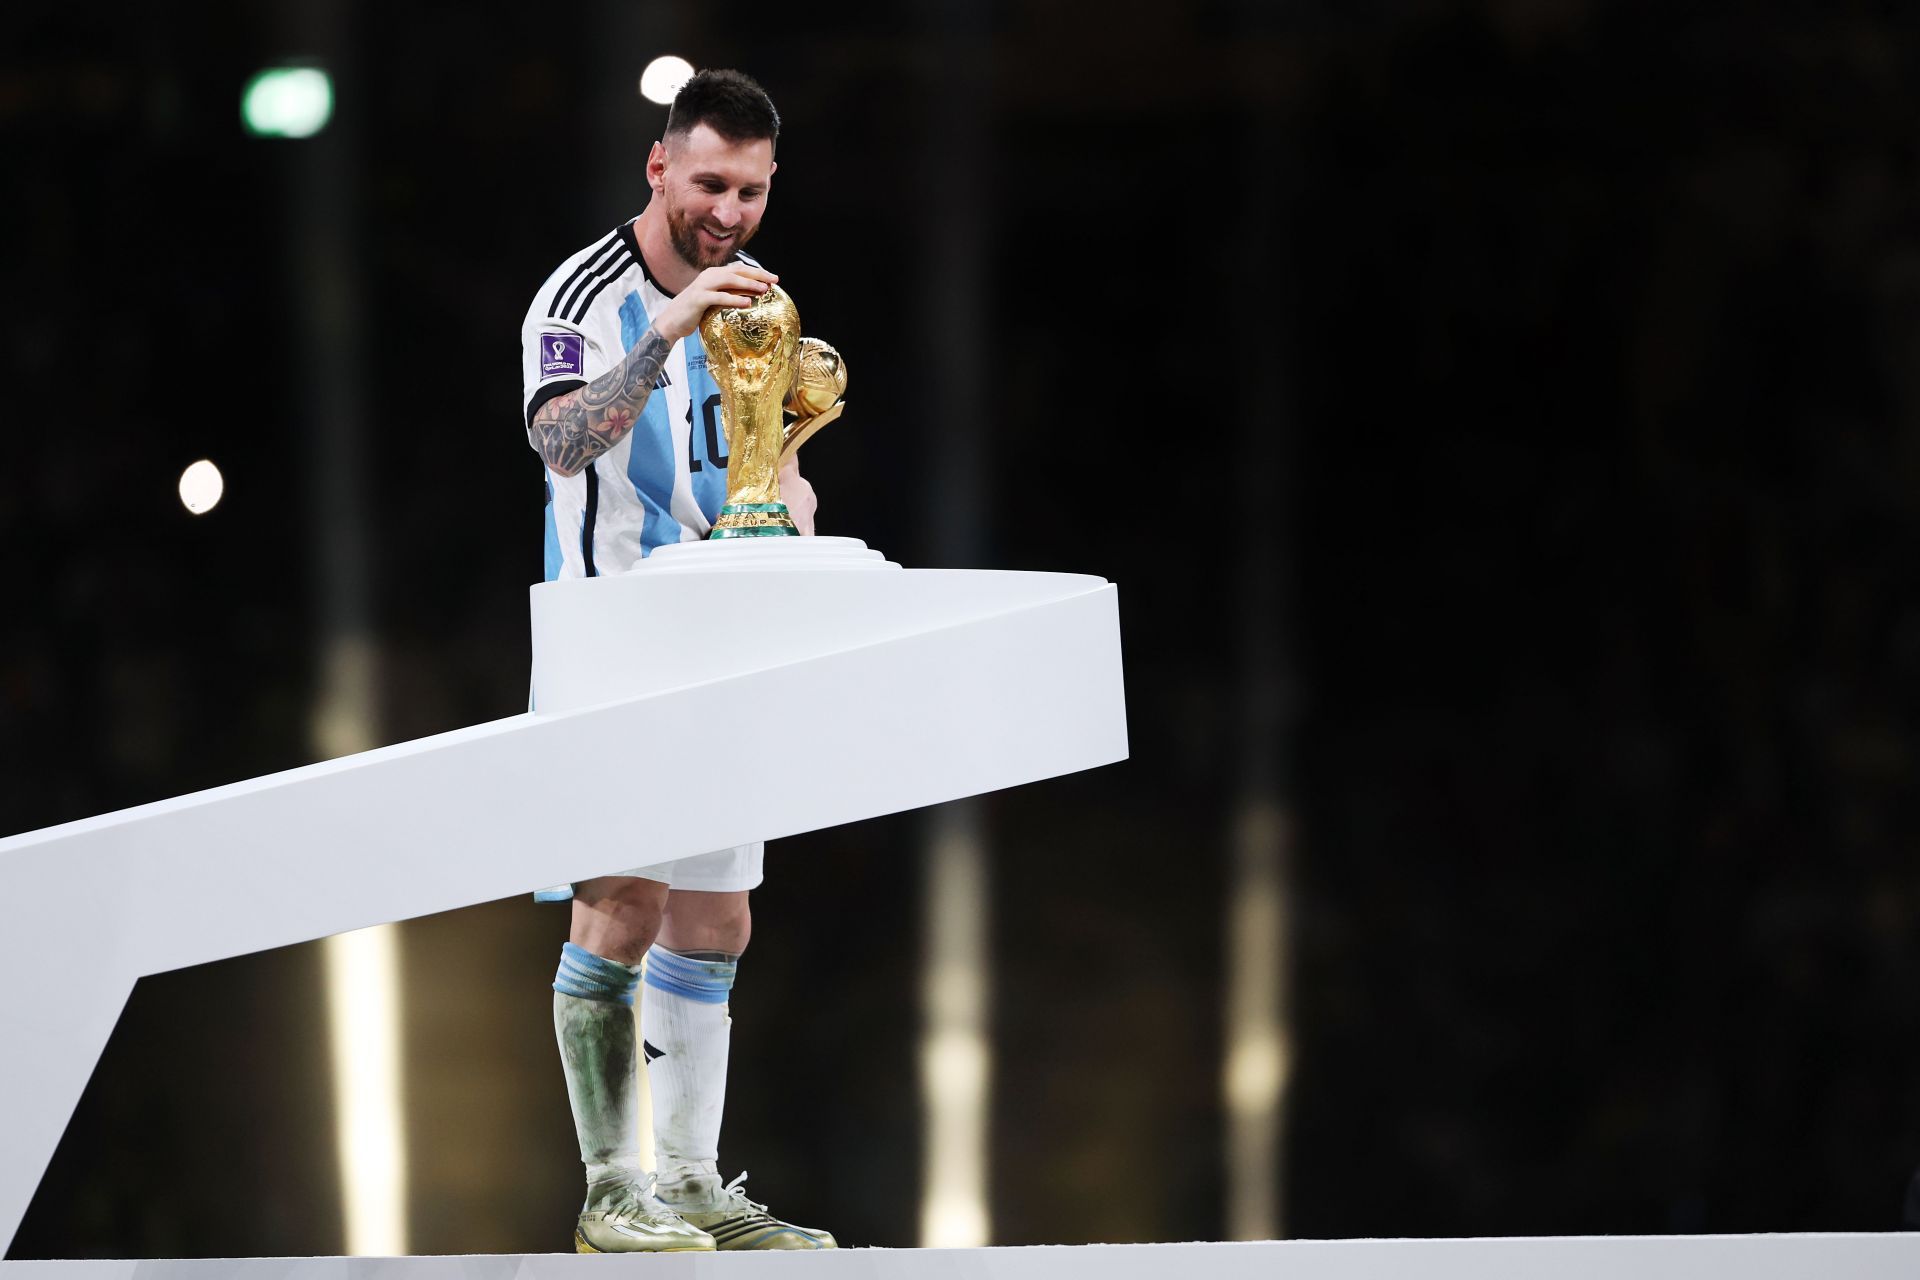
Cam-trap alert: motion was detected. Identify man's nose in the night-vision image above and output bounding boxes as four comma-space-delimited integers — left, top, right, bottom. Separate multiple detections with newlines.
711, 195, 741, 227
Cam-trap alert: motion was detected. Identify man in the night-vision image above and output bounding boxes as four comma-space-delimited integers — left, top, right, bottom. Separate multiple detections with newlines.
516, 69, 833, 1254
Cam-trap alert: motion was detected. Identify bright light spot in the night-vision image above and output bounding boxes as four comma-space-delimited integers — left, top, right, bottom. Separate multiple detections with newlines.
178, 459, 224, 514
919, 810, 991, 1247
924, 1028, 989, 1098
1225, 1031, 1288, 1113
639, 55, 696, 106
920, 1024, 989, 1245
1224, 798, 1291, 1241
242, 66, 334, 139
325, 925, 408, 1255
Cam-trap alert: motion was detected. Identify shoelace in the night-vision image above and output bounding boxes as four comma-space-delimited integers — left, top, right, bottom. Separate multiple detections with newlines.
596, 1171, 683, 1225
719, 1171, 772, 1217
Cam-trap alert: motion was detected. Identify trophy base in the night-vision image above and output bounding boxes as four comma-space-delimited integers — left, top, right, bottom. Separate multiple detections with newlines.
709, 502, 799, 539
642, 536, 898, 573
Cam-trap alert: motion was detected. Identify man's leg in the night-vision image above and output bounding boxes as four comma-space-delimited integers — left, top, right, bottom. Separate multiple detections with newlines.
647, 889, 751, 1190
553, 876, 713, 1253
645, 889, 835, 1249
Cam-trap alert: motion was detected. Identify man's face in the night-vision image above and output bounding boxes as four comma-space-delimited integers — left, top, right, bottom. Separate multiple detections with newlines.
652, 123, 776, 270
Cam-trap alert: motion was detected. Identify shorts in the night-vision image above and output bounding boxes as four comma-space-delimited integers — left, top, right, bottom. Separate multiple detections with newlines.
532, 842, 765, 902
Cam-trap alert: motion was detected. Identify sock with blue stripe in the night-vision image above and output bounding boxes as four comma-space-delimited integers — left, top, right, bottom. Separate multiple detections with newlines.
641, 945, 738, 1201
552, 943, 646, 1210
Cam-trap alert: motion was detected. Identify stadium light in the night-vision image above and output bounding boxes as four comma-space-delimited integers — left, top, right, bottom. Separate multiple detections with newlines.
325, 924, 408, 1255
177, 459, 224, 515
242, 66, 334, 139
639, 55, 695, 106
919, 806, 991, 1247
1224, 798, 1290, 1239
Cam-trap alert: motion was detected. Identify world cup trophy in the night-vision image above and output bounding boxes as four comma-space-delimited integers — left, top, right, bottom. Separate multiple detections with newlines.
700, 285, 849, 538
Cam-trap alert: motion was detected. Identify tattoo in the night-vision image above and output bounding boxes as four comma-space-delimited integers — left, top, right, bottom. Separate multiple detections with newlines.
577, 369, 623, 409
621, 350, 658, 397
532, 329, 673, 476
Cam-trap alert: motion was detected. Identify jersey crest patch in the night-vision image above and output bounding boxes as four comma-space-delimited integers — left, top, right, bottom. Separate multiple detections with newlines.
540, 332, 583, 378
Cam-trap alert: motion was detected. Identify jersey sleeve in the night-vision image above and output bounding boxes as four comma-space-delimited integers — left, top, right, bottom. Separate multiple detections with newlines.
520, 312, 617, 433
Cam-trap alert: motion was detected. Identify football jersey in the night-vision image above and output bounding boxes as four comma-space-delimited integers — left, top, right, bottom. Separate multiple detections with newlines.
520, 218, 756, 580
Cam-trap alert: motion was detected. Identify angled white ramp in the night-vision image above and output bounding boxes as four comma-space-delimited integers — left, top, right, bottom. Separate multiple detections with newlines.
5, 1234, 1919, 1278
0, 539, 1127, 1257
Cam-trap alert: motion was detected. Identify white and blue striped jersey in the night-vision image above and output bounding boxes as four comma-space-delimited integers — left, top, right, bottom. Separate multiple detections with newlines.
521, 219, 756, 580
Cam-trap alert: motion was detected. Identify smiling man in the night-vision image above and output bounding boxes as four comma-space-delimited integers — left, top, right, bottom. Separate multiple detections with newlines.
517, 70, 833, 1254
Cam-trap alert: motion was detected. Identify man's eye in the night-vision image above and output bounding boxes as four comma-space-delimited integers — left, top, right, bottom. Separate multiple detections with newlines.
700, 181, 724, 193
741, 189, 762, 201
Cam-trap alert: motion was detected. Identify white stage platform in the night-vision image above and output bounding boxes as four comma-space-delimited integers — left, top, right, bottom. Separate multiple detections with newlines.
14, 542, 1898, 1279
0, 540, 1127, 1259
6, 1235, 1920, 1279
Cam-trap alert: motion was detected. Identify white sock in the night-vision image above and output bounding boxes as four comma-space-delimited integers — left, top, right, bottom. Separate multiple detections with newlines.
641, 945, 737, 1202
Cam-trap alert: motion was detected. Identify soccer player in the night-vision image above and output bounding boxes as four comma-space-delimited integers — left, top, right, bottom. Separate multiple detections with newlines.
517, 69, 833, 1254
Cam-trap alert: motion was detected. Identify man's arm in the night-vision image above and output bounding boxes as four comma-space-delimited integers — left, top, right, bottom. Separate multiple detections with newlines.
529, 330, 671, 477
528, 261, 778, 478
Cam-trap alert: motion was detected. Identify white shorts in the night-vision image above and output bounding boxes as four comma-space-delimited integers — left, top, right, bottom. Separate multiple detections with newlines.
616, 842, 764, 891
532, 842, 764, 902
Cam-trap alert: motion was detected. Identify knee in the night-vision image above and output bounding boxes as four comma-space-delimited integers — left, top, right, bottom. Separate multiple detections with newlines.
572, 877, 670, 965
706, 901, 751, 955
662, 894, 752, 956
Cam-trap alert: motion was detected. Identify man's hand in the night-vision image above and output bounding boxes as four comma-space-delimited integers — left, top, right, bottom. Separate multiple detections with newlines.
780, 458, 817, 536
653, 264, 779, 344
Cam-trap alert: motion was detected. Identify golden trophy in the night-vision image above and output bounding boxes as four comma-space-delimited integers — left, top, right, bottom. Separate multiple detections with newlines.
699, 285, 849, 538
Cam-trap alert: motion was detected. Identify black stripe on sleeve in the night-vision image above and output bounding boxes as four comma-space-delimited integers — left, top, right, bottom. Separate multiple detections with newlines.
580, 465, 600, 578
547, 234, 621, 318
569, 251, 635, 323
525, 377, 586, 430
560, 246, 634, 323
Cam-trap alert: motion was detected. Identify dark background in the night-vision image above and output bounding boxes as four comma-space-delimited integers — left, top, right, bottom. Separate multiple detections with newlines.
8, 0, 1920, 1257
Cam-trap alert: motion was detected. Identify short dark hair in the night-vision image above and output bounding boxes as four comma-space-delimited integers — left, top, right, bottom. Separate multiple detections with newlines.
665, 69, 780, 148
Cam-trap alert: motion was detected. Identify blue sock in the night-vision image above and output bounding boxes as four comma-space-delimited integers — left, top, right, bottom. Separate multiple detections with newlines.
642, 946, 737, 1005
553, 942, 642, 1006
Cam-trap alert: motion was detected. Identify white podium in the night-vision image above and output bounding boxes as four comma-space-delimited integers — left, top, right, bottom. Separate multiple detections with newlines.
0, 540, 1128, 1261
2, 545, 1916, 1278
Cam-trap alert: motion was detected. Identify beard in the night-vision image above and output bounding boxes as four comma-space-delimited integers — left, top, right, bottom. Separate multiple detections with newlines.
666, 195, 755, 270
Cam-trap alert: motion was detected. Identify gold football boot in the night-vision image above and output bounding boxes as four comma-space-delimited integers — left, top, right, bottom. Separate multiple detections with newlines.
573, 1173, 716, 1254
657, 1169, 837, 1250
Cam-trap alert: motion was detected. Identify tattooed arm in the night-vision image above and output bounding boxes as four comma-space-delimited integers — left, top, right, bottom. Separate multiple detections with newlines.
529, 330, 670, 477
529, 261, 780, 477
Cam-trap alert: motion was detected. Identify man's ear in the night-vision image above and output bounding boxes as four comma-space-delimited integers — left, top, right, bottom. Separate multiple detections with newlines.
646, 140, 668, 192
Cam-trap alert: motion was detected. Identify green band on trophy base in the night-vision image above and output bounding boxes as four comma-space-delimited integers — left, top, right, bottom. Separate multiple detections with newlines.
709, 502, 799, 539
